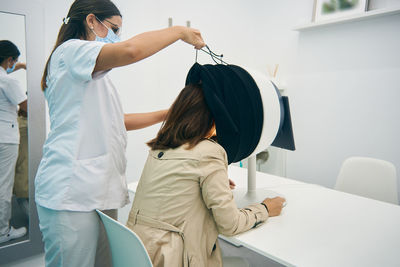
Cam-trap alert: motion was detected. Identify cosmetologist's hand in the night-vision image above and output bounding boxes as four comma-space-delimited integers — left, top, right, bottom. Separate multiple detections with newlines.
15, 62, 26, 70
179, 26, 205, 49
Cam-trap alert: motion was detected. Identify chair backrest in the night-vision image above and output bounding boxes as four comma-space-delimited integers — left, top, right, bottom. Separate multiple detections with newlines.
96, 210, 153, 267
335, 157, 398, 205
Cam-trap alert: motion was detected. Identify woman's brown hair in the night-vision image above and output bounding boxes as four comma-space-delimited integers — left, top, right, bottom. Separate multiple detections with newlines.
147, 83, 214, 150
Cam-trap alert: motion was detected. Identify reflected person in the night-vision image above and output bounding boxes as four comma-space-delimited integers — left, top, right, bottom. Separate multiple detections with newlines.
0, 40, 28, 244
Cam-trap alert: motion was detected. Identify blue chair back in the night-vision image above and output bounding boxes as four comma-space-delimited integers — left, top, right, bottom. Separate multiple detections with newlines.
96, 210, 153, 267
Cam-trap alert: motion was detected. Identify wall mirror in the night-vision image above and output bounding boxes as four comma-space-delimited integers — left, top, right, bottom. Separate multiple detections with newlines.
0, 0, 45, 264
0, 9, 29, 248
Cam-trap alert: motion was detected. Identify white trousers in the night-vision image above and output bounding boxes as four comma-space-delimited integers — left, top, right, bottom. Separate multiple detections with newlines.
0, 143, 18, 235
37, 205, 116, 267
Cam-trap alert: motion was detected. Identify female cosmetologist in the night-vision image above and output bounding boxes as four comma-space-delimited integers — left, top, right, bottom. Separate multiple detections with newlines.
34, 0, 205, 266
127, 84, 285, 267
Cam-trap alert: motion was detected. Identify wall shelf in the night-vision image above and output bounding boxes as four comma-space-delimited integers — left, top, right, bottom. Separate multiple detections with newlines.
293, 6, 400, 31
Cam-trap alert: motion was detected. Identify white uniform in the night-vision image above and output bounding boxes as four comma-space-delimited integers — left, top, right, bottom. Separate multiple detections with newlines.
0, 66, 27, 236
35, 39, 129, 211
35, 39, 129, 267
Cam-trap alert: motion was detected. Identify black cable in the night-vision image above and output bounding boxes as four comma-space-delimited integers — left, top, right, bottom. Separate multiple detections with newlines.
199, 46, 228, 65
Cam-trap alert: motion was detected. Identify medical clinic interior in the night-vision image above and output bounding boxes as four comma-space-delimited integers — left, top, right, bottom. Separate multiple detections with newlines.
1, 0, 400, 266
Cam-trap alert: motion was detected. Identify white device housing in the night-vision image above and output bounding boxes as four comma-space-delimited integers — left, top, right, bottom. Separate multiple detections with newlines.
246, 69, 282, 157
233, 68, 286, 208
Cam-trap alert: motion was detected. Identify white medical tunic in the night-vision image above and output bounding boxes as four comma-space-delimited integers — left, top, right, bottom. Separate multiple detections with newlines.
0, 66, 27, 144
35, 39, 129, 211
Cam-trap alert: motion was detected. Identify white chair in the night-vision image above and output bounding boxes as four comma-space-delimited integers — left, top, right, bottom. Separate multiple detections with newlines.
97, 210, 249, 267
96, 210, 153, 267
335, 157, 398, 204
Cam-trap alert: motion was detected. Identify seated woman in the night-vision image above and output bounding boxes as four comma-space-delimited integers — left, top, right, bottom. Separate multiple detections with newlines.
127, 83, 285, 267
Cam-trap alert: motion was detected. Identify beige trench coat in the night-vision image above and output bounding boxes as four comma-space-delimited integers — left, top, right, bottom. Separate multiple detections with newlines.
127, 139, 268, 267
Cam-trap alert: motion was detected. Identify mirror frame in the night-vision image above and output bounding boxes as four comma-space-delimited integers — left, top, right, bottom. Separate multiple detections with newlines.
0, 0, 45, 263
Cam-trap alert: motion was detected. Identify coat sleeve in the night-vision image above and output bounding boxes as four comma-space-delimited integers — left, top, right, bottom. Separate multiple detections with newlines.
199, 144, 268, 237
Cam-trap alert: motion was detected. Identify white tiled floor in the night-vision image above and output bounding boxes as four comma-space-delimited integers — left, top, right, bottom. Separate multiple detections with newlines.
5, 190, 281, 267
219, 238, 284, 267
3, 253, 44, 267
5, 242, 282, 267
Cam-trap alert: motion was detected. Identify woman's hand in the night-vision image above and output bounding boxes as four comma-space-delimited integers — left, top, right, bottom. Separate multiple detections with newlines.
228, 179, 236, 190
179, 26, 205, 50
262, 197, 285, 217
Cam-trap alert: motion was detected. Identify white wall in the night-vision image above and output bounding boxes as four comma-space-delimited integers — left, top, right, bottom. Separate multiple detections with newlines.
109, 0, 314, 183
42, 0, 400, 200
288, 14, 400, 192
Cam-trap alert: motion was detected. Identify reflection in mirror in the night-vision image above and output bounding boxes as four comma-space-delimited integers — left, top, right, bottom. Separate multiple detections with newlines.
0, 11, 29, 247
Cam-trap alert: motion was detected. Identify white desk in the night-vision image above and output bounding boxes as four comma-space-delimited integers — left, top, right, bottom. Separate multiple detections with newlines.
223, 166, 400, 267
128, 166, 400, 267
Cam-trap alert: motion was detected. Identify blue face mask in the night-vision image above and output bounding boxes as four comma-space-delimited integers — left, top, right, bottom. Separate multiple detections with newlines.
6, 61, 16, 74
92, 19, 121, 44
